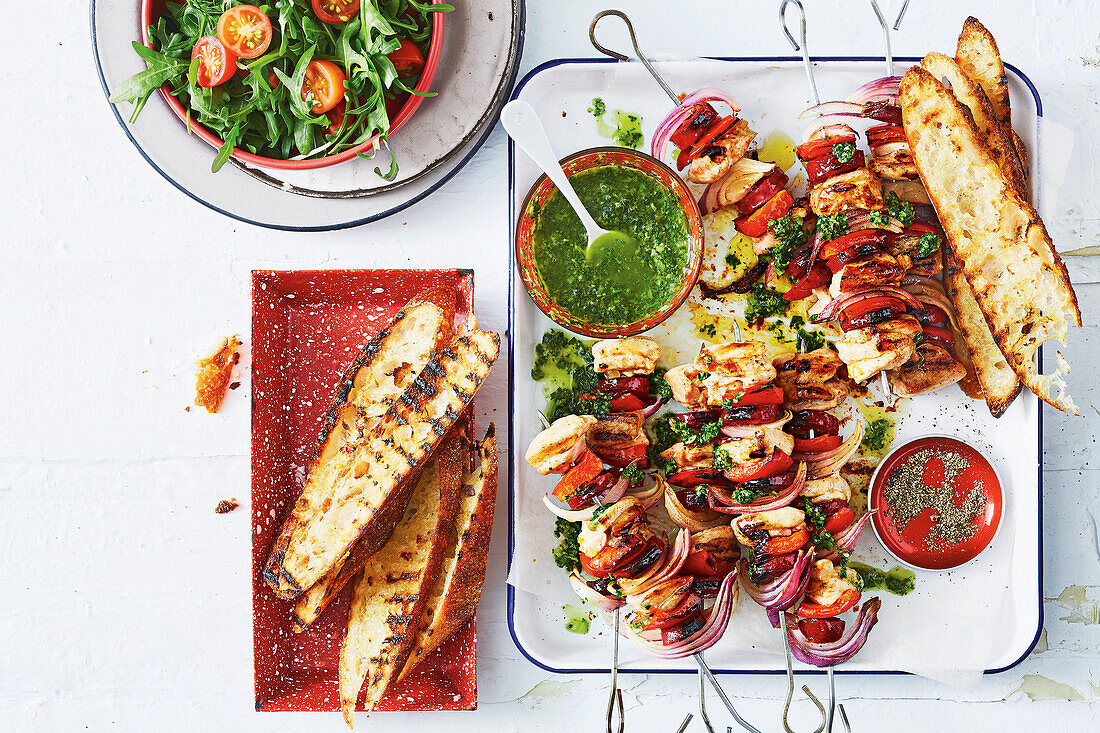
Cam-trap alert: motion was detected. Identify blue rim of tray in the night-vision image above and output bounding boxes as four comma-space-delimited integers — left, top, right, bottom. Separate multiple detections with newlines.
506, 55, 1045, 677
88, 0, 527, 232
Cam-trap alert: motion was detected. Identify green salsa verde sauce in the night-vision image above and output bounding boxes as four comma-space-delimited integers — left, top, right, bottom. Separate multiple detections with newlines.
532, 165, 690, 326
845, 561, 916, 596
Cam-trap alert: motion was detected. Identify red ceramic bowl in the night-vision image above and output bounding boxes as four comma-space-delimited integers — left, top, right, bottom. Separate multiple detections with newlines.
515, 148, 705, 338
868, 435, 1003, 571
139, 0, 444, 170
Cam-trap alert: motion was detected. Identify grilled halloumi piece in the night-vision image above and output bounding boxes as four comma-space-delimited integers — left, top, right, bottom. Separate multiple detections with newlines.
867, 142, 919, 181
732, 506, 806, 547
716, 426, 794, 466
887, 341, 967, 396
901, 67, 1081, 413
399, 426, 498, 683
773, 349, 849, 411
337, 427, 466, 726
592, 337, 661, 377
836, 314, 921, 383
267, 330, 501, 598
265, 288, 456, 601
809, 167, 885, 215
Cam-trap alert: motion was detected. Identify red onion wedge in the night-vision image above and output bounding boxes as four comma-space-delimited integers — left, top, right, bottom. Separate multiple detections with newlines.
620, 528, 691, 598
849, 76, 903, 104
822, 509, 876, 562
738, 550, 813, 612
569, 571, 625, 612
652, 89, 741, 162
787, 597, 883, 667
818, 286, 923, 321
709, 461, 807, 514
719, 410, 793, 439
799, 422, 863, 480
798, 100, 865, 121
663, 476, 724, 531
640, 397, 667, 419
624, 572, 740, 659
541, 493, 598, 522
626, 478, 664, 510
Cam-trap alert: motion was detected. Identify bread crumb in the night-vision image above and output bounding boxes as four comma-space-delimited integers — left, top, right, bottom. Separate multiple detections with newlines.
215, 498, 239, 514
195, 336, 242, 413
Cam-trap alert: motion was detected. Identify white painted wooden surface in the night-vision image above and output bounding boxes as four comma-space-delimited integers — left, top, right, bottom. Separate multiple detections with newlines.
1, 0, 1096, 730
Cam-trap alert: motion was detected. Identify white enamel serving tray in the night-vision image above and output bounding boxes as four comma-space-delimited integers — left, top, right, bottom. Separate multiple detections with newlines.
507, 58, 1044, 679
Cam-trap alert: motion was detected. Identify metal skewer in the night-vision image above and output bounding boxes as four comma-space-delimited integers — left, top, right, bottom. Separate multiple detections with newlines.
606, 606, 625, 733
779, 0, 820, 106
868, 0, 912, 78
590, 10, 680, 106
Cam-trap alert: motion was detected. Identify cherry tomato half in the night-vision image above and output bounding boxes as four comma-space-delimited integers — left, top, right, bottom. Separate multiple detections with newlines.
191, 36, 238, 88
216, 5, 272, 59
325, 100, 353, 135
735, 189, 794, 238
312, 0, 361, 24
301, 60, 346, 114
388, 38, 426, 78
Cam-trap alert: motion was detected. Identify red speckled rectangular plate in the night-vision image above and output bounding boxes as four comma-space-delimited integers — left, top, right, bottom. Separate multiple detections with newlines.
252, 268, 478, 713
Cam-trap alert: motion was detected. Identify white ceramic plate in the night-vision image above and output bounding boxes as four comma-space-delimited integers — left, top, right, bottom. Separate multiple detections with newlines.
90, 0, 524, 230
507, 57, 1044, 678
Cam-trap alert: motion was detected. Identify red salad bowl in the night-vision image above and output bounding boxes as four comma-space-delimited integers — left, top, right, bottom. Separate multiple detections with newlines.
139, 0, 445, 170
515, 147, 705, 338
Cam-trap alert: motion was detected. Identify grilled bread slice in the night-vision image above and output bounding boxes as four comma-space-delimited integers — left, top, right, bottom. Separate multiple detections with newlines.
263, 287, 456, 600
920, 52, 1026, 198
901, 67, 1081, 414
399, 425, 498, 682
337, 424, 466, 727
955, 17, 1029, 180
955, 19, 1010, 129
943, 245, 1021, 416
268, 329, 501, 597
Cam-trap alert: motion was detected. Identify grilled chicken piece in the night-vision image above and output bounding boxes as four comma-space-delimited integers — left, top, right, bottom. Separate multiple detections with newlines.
524, 414, 596, 474
805, 558, 858, 607
630, 576, 695, 624
732, 506, 807, 547
578, 496, 655, 560
661, 442, 715, 470
830, 252, 906, 294
687, 118, 758, 183
887, 341, 967, 396
590, 412, 648, 453
885, 234, 943, 277
836, 314, 922, 383
867, 142, 919, 181
754, 206, 809, 256
666, 341, 778, 409
695, 341, 778, 405
691, 525, 741, 565
772, 349, 850, 411
592, 337, 662, 377
809, 167, 885, 215
800, 475, 852, 504
716, 426, 795, 466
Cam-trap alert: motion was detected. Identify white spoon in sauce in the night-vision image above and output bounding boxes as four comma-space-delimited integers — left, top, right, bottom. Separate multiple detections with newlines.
501, 100, 636, 263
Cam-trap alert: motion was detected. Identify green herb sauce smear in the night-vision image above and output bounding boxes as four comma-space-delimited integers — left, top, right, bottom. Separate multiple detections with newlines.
532, 165, 690, 326
845, 561, 916, 596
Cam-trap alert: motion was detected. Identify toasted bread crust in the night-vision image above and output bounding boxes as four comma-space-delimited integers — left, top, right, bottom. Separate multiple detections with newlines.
263, 288, 456, 599
269, 329, 501, 596
955, 17, 1010, 131
920, 52, 1026, 198
337, 425, 466, 726
398, 425, 498, 682
943, 246, 1021, 416
901, 67, 1081, 413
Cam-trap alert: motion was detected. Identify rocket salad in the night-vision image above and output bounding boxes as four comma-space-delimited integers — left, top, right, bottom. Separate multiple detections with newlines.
109, 0, 449, 175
